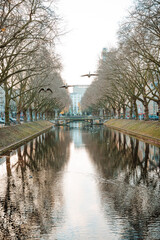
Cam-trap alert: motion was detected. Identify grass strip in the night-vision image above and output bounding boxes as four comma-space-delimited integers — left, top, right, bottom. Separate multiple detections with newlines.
0, 120, 53, 151
105, 119, 160, 145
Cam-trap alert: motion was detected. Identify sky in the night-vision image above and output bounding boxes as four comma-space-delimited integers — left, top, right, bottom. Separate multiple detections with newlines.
56, 0, 133, 86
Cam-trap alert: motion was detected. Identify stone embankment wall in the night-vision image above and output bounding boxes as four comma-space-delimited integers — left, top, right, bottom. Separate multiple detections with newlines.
104, 119, 160, 146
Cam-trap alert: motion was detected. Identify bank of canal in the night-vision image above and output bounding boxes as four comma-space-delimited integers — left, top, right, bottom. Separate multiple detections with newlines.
0, 124, 159, 239
0, 120, 53, 154
105, 119, 160, 146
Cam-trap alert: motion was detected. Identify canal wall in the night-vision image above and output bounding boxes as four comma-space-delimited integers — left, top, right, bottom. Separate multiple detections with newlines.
104, 119, 160, 146
0, 120, 53, 154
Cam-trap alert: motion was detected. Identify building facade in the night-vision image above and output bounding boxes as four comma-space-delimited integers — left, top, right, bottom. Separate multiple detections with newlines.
0, 87, 5, 118
69, 85, 89, 115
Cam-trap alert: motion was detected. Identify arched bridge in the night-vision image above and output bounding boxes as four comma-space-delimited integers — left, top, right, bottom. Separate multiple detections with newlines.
54, 116, 105, 126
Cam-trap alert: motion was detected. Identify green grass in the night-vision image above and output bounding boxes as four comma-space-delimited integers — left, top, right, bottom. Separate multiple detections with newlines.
105, 119, 160, 140
0, 120, 53, 150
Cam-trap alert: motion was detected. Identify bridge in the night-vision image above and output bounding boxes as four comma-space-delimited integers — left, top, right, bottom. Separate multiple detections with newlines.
54, 116, 105, 126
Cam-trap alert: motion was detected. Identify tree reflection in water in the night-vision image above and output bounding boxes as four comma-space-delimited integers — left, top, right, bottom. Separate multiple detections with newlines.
82, 127, 160, 239
0, 128, 71, 240
0, 126, 160, 240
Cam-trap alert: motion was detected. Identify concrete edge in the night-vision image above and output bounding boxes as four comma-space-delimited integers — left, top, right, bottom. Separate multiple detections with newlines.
0, 125, 53, 155
104, 123, 160, 146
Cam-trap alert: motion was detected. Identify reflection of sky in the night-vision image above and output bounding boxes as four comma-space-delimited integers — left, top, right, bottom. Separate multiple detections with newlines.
70, 123, 84, 148
0, 128, 160, 239
53, 128, 160, 240
55, 142, 118, 240
0, 152, 18, 179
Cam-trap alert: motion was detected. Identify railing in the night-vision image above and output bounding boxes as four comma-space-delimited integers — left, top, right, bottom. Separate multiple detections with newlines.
54, 115, 108, 126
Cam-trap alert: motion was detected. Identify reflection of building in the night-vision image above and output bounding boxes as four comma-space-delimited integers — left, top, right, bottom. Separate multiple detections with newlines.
70, 127, 83, 148
69, 85, 89, 115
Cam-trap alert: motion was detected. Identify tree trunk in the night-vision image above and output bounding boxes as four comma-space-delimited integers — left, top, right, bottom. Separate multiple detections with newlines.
29, 107, 33, 121
133, 99, 139, 120
38, 112, 40, 119
129, 101, 133, 119
23, 109, 27, 122
16, 110, 21, 124
47, 111, 50, 120
112, 107, 116, 118
45, 111, 48, 120
51, 112, 54, 119
16, 99, 21, 124
118, 108, 121, 119
35, 111, 38, 121
144, 98, 149, 121
122, 104, 126, 119
4, 82, 10, 126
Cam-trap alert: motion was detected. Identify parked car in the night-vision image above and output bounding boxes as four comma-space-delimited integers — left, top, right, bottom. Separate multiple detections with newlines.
20, 117, 24, 122
9, 117, 17, 124
149, 115, 159, 120
0, 118, 5, 124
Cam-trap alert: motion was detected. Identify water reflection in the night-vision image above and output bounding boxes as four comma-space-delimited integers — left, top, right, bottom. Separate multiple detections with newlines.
0, 128, 71, 240
83, 128, 160, 186
0, 125, 159, 240
82, 127, 160, 239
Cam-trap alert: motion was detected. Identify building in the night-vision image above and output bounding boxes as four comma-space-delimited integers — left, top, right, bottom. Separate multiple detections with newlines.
0, 86, 17, 118
102, 47, 107, 61
0, 86, 5, 118
69, 85, 89, 115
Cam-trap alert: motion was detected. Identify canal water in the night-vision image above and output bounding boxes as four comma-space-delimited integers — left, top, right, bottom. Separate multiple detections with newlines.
0, 124, 160, 240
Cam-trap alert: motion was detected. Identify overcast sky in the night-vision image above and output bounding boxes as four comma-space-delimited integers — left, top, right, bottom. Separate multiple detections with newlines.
57, 0, 133, 85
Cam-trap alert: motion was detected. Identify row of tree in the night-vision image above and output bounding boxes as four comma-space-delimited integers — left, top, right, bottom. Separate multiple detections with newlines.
82, 0, 160, 120
0, 0, 70, 125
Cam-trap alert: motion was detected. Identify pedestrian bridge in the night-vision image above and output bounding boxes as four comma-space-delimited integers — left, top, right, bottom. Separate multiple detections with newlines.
54, 116, 105, 126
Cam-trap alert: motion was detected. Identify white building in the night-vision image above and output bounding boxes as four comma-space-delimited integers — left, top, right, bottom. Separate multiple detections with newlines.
0, 87, 5, 117
0, 87, 17, 118
69, 85, 89, 115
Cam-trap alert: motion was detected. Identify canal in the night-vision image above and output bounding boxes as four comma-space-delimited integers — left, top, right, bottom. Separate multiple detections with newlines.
0, 124, 160, 240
